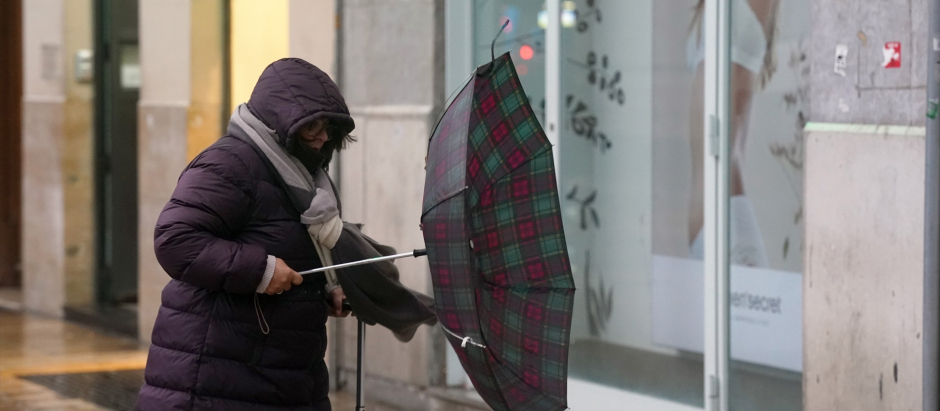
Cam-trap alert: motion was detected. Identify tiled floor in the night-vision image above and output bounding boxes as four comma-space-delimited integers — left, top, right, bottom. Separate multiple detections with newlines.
0, 309, 145, 410
0, 309, 393, 411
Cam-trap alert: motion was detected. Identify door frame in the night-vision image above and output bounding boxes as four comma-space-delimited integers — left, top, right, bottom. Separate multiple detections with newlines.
92, 0, 140, 307
702, 0, 731, 410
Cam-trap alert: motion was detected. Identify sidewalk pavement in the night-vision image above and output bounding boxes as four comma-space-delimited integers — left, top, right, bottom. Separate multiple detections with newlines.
0, 309, 397, 411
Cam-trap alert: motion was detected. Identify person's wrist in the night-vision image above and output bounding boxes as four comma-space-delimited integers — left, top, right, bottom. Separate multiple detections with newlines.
256, 255, 277, 293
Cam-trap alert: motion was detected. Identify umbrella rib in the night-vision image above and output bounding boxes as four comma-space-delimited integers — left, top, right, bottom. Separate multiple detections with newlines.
484, 283, 575, 292
428, 72, 475, 145
440, 324, 487, 349
491, 359, 569, 408
421, 186, 470, 218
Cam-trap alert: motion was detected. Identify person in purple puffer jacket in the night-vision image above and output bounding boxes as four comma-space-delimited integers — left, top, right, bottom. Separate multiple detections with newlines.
135, 58, 357, 411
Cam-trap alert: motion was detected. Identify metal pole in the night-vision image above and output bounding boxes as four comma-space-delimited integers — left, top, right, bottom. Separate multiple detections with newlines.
717, 0, 732, 406
924, 0, 939, 407
545, 0, 561, 176
356, 319, 366, 411
297, 249, 427, 276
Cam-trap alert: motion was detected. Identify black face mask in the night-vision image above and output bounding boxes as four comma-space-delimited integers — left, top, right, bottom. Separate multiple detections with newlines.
291, 142, 332, 176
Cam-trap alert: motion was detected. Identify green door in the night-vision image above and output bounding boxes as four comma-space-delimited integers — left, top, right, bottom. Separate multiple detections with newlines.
95, 0, 139, 307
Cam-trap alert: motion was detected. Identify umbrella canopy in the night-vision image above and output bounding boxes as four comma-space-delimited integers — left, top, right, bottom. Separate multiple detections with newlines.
421, 53, 575, 411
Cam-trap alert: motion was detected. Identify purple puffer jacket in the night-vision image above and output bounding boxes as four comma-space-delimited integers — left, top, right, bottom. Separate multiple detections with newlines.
136, 58, 355, 411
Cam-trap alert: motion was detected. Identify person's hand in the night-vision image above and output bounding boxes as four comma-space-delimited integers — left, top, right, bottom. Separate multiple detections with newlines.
328, 287, 351, 317
264, 258, 303, 295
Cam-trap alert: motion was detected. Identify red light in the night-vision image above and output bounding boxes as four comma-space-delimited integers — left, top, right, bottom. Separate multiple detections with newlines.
519, 44, 534, 60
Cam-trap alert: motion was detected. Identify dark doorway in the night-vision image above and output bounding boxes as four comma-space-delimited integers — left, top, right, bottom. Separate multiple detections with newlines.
94, 0, 139, 308
0, 0, 23, 289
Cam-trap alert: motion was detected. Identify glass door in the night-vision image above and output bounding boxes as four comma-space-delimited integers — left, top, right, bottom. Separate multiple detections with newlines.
557, 0, 705, 409
703, 0, 809, 408
723, 0, 807, 409
94, 0, 139, 309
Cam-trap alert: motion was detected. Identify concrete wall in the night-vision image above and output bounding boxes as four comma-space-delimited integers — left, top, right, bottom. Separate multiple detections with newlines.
803, 124, 926, 410
342, 0, 443, 107
290, 0, 337, 78
137, 0, 191, 342
810, 0, 929, 126
805, 0, 931, 408
21, 0, 66, 318
337, 0, 447, 404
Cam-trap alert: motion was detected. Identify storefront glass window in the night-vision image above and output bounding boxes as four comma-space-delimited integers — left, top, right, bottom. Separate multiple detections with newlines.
724, 0, 808, 408
467, 0, 807, 408
559, 0, 704, 407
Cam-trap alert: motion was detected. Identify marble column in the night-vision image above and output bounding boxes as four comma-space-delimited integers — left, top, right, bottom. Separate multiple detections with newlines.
21, 0, 66, 318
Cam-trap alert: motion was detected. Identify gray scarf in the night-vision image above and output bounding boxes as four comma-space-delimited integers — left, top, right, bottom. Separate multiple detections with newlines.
228, 104, 343, 287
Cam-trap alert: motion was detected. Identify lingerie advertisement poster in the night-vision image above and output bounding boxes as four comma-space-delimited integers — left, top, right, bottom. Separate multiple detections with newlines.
650, 0, 809, 372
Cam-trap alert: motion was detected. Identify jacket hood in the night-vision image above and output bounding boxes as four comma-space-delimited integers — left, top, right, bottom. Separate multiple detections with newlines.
246, 58, 355, 151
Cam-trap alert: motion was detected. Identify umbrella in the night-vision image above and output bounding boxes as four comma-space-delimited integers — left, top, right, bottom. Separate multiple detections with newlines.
300, 25, 575, 411
419, 49, 576, 410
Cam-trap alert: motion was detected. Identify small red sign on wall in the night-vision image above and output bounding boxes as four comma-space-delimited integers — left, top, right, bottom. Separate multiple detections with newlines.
883, 42, 901, 68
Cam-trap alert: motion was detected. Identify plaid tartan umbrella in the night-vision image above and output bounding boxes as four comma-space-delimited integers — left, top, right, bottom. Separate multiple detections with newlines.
421, 53, 575, 411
